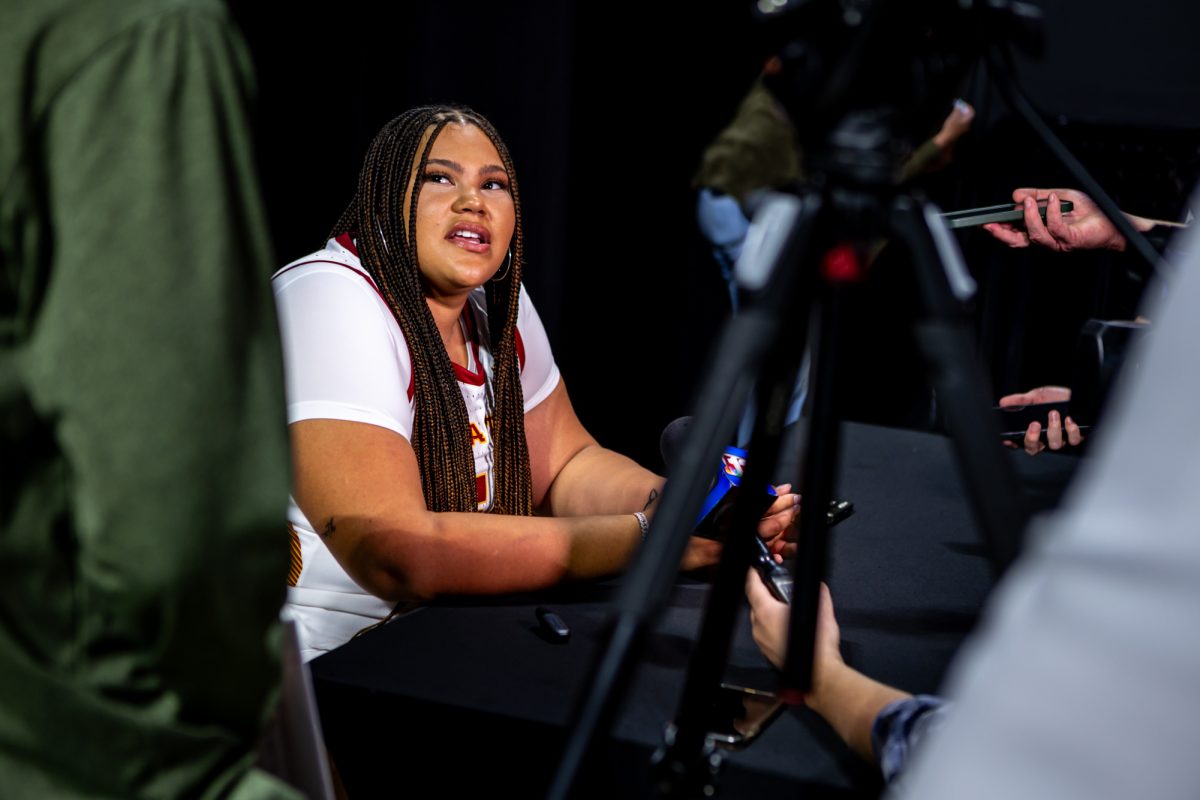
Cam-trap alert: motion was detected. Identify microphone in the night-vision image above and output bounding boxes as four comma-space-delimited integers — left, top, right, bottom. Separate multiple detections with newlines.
660, 417, 794, 603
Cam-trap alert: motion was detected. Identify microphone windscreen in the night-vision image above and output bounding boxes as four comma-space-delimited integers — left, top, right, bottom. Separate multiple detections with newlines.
660, 416, 693, 472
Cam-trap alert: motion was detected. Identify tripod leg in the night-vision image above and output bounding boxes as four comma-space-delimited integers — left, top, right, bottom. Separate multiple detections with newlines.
781, 261, 851, 693
890, 194, 1030, 570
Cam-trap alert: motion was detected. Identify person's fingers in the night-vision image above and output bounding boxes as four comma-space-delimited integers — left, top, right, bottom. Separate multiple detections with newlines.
746, 568, 773, 607
982, 222, 1030, 248
1065, 416, 1084, 446
1001, 386, 1071, 407
1055, 187, 1090, 208
1002, 439, 1018, 449
1035, 385, 1072, 402
1012, 187, 1044, 202
1044, 191, 1075, 247
999, 390, 1037, 407
758, 509, 796, 540
1024, 421, 1045, 455
939, 101, 975, 140
766, 534, 792, 558
1023, 197, 1060, 250
1046, 409, 1064, 450
763, 488, 799, 517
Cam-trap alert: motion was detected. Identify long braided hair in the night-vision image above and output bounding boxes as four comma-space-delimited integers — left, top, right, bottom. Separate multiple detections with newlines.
329, 105, 533, 516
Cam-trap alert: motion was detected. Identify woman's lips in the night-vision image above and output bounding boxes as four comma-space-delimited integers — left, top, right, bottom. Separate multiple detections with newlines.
447, 224, 491, 253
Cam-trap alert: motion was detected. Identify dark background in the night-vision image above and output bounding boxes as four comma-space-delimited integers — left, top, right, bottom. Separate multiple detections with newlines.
230, 0, 1200, 469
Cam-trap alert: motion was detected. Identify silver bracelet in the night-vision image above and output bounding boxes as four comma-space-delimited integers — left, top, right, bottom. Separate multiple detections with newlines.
633, 511, 650, 541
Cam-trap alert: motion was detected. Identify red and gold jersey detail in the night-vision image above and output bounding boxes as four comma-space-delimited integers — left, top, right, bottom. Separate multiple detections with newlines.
476, 473, 489, 509
287, 523, 303, 587
469, 422, 488, 446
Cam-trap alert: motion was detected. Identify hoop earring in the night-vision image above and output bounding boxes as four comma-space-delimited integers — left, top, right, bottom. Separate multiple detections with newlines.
492, 248, 513, 283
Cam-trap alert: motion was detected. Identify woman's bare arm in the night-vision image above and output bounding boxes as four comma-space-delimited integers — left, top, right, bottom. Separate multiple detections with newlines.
290, 416, 645, 602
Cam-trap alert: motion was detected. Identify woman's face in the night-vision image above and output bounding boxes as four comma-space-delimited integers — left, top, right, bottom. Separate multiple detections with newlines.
411, 123, 515, 299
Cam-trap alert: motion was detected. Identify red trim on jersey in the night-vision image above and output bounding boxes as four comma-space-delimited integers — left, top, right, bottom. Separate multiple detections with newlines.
454, 305, 486, 386
476, 473, 488, 507
335, 232, 359, 256
459, 295, 526, 376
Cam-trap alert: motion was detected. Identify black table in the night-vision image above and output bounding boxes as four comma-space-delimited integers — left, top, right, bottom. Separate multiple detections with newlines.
310, 423, 1074, 798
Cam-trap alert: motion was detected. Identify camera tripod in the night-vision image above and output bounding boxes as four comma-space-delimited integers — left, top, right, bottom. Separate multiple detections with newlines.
546, 1, 1164, 796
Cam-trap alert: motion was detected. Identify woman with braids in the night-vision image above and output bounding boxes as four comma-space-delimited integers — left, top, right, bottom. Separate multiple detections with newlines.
273, 105, 800, 660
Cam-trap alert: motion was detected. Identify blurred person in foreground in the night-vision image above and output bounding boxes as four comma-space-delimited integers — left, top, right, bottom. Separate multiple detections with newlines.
1, 0, 295, 796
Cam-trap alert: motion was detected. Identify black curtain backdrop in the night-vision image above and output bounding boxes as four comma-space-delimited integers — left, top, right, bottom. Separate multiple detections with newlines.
231, 0, 1200, 469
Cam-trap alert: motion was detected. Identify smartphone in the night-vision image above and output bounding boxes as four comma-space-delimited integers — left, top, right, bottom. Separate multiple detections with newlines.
942, 198, 1074, 229
704, 684, 785, 748
994, 401, 1090, 442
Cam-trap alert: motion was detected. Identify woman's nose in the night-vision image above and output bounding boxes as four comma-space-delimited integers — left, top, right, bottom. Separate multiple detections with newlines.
453, 185, 485, 214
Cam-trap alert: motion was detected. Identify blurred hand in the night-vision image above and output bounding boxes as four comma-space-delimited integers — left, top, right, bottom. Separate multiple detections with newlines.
932, 99, 975, 151
998, 385, 1083, 455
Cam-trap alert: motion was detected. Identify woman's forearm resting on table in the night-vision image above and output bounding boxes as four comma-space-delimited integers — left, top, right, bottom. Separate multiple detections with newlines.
335, 508, 643, 602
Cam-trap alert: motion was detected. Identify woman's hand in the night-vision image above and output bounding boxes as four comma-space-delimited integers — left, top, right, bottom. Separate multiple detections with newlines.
647, 482, 800, 571
681, 536, 723, 571
998, 385, 1083, 456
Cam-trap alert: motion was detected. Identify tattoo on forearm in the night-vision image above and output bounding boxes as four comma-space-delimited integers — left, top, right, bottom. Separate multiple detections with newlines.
322, 517, 336, 538
642, 489, 659, 512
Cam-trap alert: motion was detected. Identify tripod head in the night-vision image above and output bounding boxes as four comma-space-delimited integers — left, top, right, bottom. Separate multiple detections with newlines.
758, 0, 1042, 188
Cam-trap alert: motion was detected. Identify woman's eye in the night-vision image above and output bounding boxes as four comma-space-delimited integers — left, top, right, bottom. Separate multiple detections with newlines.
424, 172, 451, 185
483, 178, 510, 192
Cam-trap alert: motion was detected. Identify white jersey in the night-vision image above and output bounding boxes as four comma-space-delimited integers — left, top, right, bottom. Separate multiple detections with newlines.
272, 234, 560, 659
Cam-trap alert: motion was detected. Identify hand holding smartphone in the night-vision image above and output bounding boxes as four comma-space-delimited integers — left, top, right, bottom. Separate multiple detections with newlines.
994, 401, 1089, 450
943, 198, 1074, 229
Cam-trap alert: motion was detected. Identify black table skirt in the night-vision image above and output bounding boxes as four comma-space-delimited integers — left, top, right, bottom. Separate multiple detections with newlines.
310, 422, 1077, 798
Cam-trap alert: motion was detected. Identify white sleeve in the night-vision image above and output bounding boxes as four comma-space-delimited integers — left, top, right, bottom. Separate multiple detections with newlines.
273, 265, 414, 438
516, 283, 561, 412
896, 221, 1200, 799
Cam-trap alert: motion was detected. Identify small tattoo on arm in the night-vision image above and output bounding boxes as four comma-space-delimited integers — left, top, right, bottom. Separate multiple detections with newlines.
642, 489, 659, 512
322, 517, 336, 538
